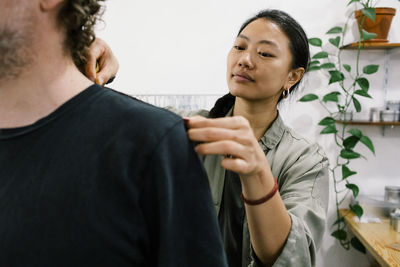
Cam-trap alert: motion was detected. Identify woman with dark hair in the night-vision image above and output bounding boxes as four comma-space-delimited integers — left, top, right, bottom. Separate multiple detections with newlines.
86, 9, 329, 267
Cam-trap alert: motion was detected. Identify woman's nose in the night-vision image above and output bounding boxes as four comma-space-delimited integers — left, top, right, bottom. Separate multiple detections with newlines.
238, 52, 254, 69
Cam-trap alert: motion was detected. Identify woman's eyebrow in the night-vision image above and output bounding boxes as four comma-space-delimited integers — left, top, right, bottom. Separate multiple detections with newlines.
238, 34, 278, 47
238, 34, 250, 41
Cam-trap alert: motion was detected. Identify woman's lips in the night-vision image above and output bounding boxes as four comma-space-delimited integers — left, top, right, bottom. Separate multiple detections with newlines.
232, 73, 254, 82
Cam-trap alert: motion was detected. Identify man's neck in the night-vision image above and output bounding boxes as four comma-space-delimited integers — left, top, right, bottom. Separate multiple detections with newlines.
0, 54, 93, 129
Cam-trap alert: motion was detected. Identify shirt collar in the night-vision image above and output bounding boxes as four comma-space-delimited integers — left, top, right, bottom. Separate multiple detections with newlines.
259, 112, 286, 150
225, 107, 234, 117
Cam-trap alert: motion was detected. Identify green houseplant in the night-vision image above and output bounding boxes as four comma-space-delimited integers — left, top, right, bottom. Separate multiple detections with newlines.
351, 0, 398, 43
299, 0, 399, 253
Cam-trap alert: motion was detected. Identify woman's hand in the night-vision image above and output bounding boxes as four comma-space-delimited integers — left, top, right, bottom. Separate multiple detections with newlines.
185, 116, 269, 179
187, 115, 291, 265
85, 38, 119, 85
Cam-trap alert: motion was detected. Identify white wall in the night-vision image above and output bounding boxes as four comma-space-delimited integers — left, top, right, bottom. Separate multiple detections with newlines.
97, 1, 400, 266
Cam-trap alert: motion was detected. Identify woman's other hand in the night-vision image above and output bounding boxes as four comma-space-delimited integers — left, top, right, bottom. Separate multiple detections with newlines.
85, 38, 119, 85
186, 116, 270, 180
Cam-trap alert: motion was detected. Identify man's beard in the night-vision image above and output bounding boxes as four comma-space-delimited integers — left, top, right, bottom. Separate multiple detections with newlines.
0, 24, 33, 80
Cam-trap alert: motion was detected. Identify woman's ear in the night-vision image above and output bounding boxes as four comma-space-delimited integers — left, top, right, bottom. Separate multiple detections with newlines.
286, 67, 305, 89
40, 0, 64, 11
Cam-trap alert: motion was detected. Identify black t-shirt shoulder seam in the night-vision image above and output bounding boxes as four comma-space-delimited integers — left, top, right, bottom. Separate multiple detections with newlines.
104, 86, 183, 120
141, 119, 185, 173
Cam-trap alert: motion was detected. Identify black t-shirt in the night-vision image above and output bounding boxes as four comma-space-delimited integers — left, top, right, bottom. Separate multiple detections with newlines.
0, 85, 227, 267
218, 170, 245, 267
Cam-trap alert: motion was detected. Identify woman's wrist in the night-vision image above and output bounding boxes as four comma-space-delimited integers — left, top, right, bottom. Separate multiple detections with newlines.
240, 168, 276, 201
241, 178, 278, 205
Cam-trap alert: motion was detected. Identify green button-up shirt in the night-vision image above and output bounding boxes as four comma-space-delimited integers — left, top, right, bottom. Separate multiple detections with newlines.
169, 107, 329, 267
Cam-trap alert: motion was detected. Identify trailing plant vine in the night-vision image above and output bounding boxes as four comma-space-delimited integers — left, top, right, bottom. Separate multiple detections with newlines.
298, 0, 392, 253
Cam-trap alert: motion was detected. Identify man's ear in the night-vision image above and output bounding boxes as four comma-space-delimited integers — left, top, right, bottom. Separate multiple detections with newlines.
40, 0, 64, 11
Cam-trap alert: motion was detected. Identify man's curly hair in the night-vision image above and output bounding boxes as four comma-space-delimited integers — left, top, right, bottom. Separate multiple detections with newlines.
57, 0, 105, 71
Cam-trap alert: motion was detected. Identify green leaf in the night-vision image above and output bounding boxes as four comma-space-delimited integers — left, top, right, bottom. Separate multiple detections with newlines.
323, 91, 341, 103
351, 237, 366, 254
349, 203, 363, 218
347, 184, 360, 198
362, 29, 377, 41
354, 90, 372, 98
347, 0, 360, 5
342, 165, 357, 179
320, 125, 338, 134
320, 63, 336, 69
352, 97, 361, 112
356, 78, 369, 91
299, 94, 318, 102
348, 128, 362, 138
329, 70, 345, 84
343, 136, 359, 150
363, 64, 379, 74
326, 26, 343, 34
362, 8, 376, 22
360, 135, 375, 154
340, 149, 361, 159
329, 36, 341, 48
331, 229, 347, 241
343, 64, 351, 72
318, 116, 336, 126
309, 60, 320, 66
312, 51, 329, 59
308, 65, 322, 72
309, 38, 322, 47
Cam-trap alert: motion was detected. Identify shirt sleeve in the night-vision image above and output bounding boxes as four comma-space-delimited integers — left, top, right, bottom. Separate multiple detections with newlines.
273, 146, 329, 267
249, 144, 329, 267
141, 120, 228, 267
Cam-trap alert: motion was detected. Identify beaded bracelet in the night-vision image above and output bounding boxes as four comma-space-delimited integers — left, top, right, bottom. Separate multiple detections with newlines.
240, 178, 278, 206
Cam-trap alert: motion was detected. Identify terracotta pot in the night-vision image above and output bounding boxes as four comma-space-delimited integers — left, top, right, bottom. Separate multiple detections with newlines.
355, 7, 396, 43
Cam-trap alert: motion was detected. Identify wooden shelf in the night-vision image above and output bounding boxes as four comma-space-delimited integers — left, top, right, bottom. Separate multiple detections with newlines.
341, 42, 400, 50
339, 209, 400, 267
336, 120, 400, 126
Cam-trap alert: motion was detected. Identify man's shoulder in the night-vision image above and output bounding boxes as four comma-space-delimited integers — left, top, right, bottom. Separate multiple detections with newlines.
93, 86, 183, 130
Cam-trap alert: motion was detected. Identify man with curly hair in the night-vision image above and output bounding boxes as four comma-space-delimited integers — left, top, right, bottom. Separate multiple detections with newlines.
0, 1, 228, 266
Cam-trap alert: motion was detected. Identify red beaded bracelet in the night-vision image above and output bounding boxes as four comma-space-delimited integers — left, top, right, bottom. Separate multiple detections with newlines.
240, 178, 278, 206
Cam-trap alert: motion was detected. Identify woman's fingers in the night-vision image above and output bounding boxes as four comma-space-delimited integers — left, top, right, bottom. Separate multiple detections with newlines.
85, 38, 119, 85
85, 40, 101, 82
194, 140, 249, 158
194, 141, 257, 175
185, 116, 263, 175
186, 115, 250, 130
188, 127, 252, 145
95, 48, 119, 85
220, 157, 253, 175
